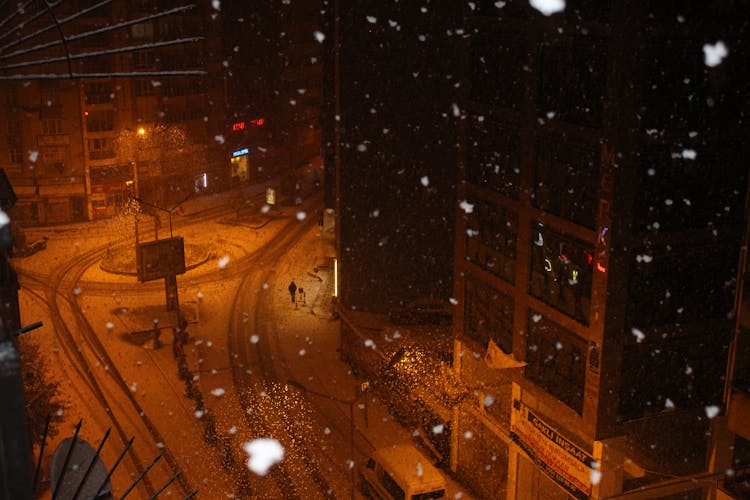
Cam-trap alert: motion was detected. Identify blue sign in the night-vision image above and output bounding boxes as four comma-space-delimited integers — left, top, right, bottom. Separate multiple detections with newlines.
232, 148, 249, 157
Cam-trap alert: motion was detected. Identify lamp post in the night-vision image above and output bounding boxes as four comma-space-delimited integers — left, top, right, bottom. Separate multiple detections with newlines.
127, 126, 147, 201
132, 190, 194, 240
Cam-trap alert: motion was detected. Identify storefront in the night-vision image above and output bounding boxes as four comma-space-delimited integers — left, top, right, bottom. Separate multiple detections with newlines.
230, 147, 250, 182
91, 183, 129, 219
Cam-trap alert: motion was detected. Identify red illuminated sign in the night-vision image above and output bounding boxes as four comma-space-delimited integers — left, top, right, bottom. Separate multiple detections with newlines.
232, 118, 264, 131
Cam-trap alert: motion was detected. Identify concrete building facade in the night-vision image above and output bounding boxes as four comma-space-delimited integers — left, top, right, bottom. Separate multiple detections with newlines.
222, 0, 324, 190
326, 1, 750, 498
0, 1, 226, 226
451, 1, 750, 499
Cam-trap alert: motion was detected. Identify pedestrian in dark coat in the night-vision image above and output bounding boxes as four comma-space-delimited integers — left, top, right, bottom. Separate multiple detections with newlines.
288, 280, 297, 303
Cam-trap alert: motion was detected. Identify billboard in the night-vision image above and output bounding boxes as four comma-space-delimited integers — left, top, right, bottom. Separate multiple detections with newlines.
510, 401, 596, 500
137, 236, 185, 282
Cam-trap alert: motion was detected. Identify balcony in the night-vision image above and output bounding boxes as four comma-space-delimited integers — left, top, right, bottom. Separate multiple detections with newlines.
85, 93, 114, 105
89, 150, 116, 160
37, 134, 70, 147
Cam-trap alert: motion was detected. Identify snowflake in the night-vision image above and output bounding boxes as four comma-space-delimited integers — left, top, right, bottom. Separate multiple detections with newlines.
243, 438, 285, 476
703, 41, 728, 67
529, 0, 566, 16
459, 200, 474, 213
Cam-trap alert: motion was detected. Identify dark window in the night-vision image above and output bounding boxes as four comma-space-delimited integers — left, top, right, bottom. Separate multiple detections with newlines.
525, 312, 586, 414
627, 242, 738, 327
467, 115, 520, 199
85, 83, 114, 104
534, 137, 599, 229
86, 110, 114, 132
131, 21, 154, 40
88, 138, 115, 160
132, 50, 155, 69
4, 86, 18, 106
529, 222, 593, 325
618, 329, 730, 421
464, 278, 514, 353
465, 197, 517, 282
470, 30, 526, 109
134, 79, 156, 97
39, 88, 57, 107
468, 0, 530, 17
82, 56, 111, 74
7, 119, 21, 144
639, 34, 748, 130
414, 490, 446, 499
163, 80, 188, 97
9, 148, 23, 163
537, 35, 607, 129
634, 145, 746, 232
41, 118, 63, 135
564, 0, 611, 22
380, 470, 404, 500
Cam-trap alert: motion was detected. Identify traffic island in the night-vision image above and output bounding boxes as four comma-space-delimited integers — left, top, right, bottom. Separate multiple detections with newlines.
99, 242, 212, 276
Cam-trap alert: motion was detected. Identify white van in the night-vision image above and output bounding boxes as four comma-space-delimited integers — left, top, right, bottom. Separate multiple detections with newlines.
360, 444, 447, 499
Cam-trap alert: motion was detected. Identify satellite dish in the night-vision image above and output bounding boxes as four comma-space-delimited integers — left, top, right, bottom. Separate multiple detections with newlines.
50, 438, 113, 499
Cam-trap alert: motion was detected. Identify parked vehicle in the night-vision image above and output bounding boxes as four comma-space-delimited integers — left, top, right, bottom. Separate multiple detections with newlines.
10, 235, 47, 258
388, 299, 452, 326
360, 444, 446, 499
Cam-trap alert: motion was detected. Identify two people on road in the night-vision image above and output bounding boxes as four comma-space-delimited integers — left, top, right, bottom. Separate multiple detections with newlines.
289, 280, 307, 308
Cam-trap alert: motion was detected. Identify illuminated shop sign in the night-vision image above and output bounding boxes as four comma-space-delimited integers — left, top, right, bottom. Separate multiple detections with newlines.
232, 148, 249, 157
232, 118, 265, 131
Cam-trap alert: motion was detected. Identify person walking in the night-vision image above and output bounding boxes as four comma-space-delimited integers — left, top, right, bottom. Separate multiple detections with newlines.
288, 280, 297, 306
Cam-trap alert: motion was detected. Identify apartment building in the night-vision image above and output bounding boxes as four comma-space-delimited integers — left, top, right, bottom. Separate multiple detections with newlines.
0, 0, 225, 225
324, 0, 749, 498
223, 0, 323, 186
452, 1, 749, 498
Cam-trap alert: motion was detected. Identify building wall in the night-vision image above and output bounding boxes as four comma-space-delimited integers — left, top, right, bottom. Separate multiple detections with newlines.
333, 1, 462, 312
1, 78, 88, 226
452, 0, 749, 497
222, 0, 323, 182
0, 1, 226, 226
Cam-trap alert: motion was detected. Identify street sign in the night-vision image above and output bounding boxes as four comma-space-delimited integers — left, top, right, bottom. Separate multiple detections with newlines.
137, 236, 185, 282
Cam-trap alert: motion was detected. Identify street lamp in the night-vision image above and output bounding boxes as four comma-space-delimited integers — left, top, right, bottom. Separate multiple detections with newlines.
132, 190, 194, 240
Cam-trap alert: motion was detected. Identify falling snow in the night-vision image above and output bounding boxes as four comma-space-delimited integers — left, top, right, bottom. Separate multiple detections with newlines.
705, 405, 720, 419
703, 41, 729, 67
243, 438, 285, 476
529, 0, 566, 16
